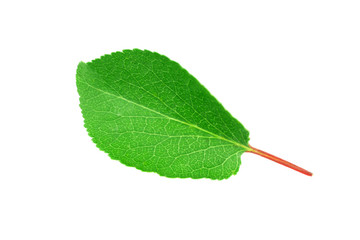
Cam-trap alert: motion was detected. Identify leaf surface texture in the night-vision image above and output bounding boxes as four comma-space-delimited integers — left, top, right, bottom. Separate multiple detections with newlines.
76, 49, 250, 179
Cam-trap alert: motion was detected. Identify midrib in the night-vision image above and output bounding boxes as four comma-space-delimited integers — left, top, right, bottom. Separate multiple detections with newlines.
80, 80, 251, 151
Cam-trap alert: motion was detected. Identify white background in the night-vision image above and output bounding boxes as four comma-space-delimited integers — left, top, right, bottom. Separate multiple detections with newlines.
1, 1, 359, 239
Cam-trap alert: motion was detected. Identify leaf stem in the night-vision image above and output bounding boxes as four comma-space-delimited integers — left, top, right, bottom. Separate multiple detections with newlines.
247, 145, 313, 176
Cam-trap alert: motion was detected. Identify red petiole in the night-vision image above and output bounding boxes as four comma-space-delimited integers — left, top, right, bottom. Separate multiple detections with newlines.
247, 145, 313, 176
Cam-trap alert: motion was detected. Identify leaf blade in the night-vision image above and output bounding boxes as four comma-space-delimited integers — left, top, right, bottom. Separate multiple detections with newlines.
76, 49, 251, 179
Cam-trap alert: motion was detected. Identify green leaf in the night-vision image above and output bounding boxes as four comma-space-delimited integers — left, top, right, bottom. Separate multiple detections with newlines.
76, 49, 312, 179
